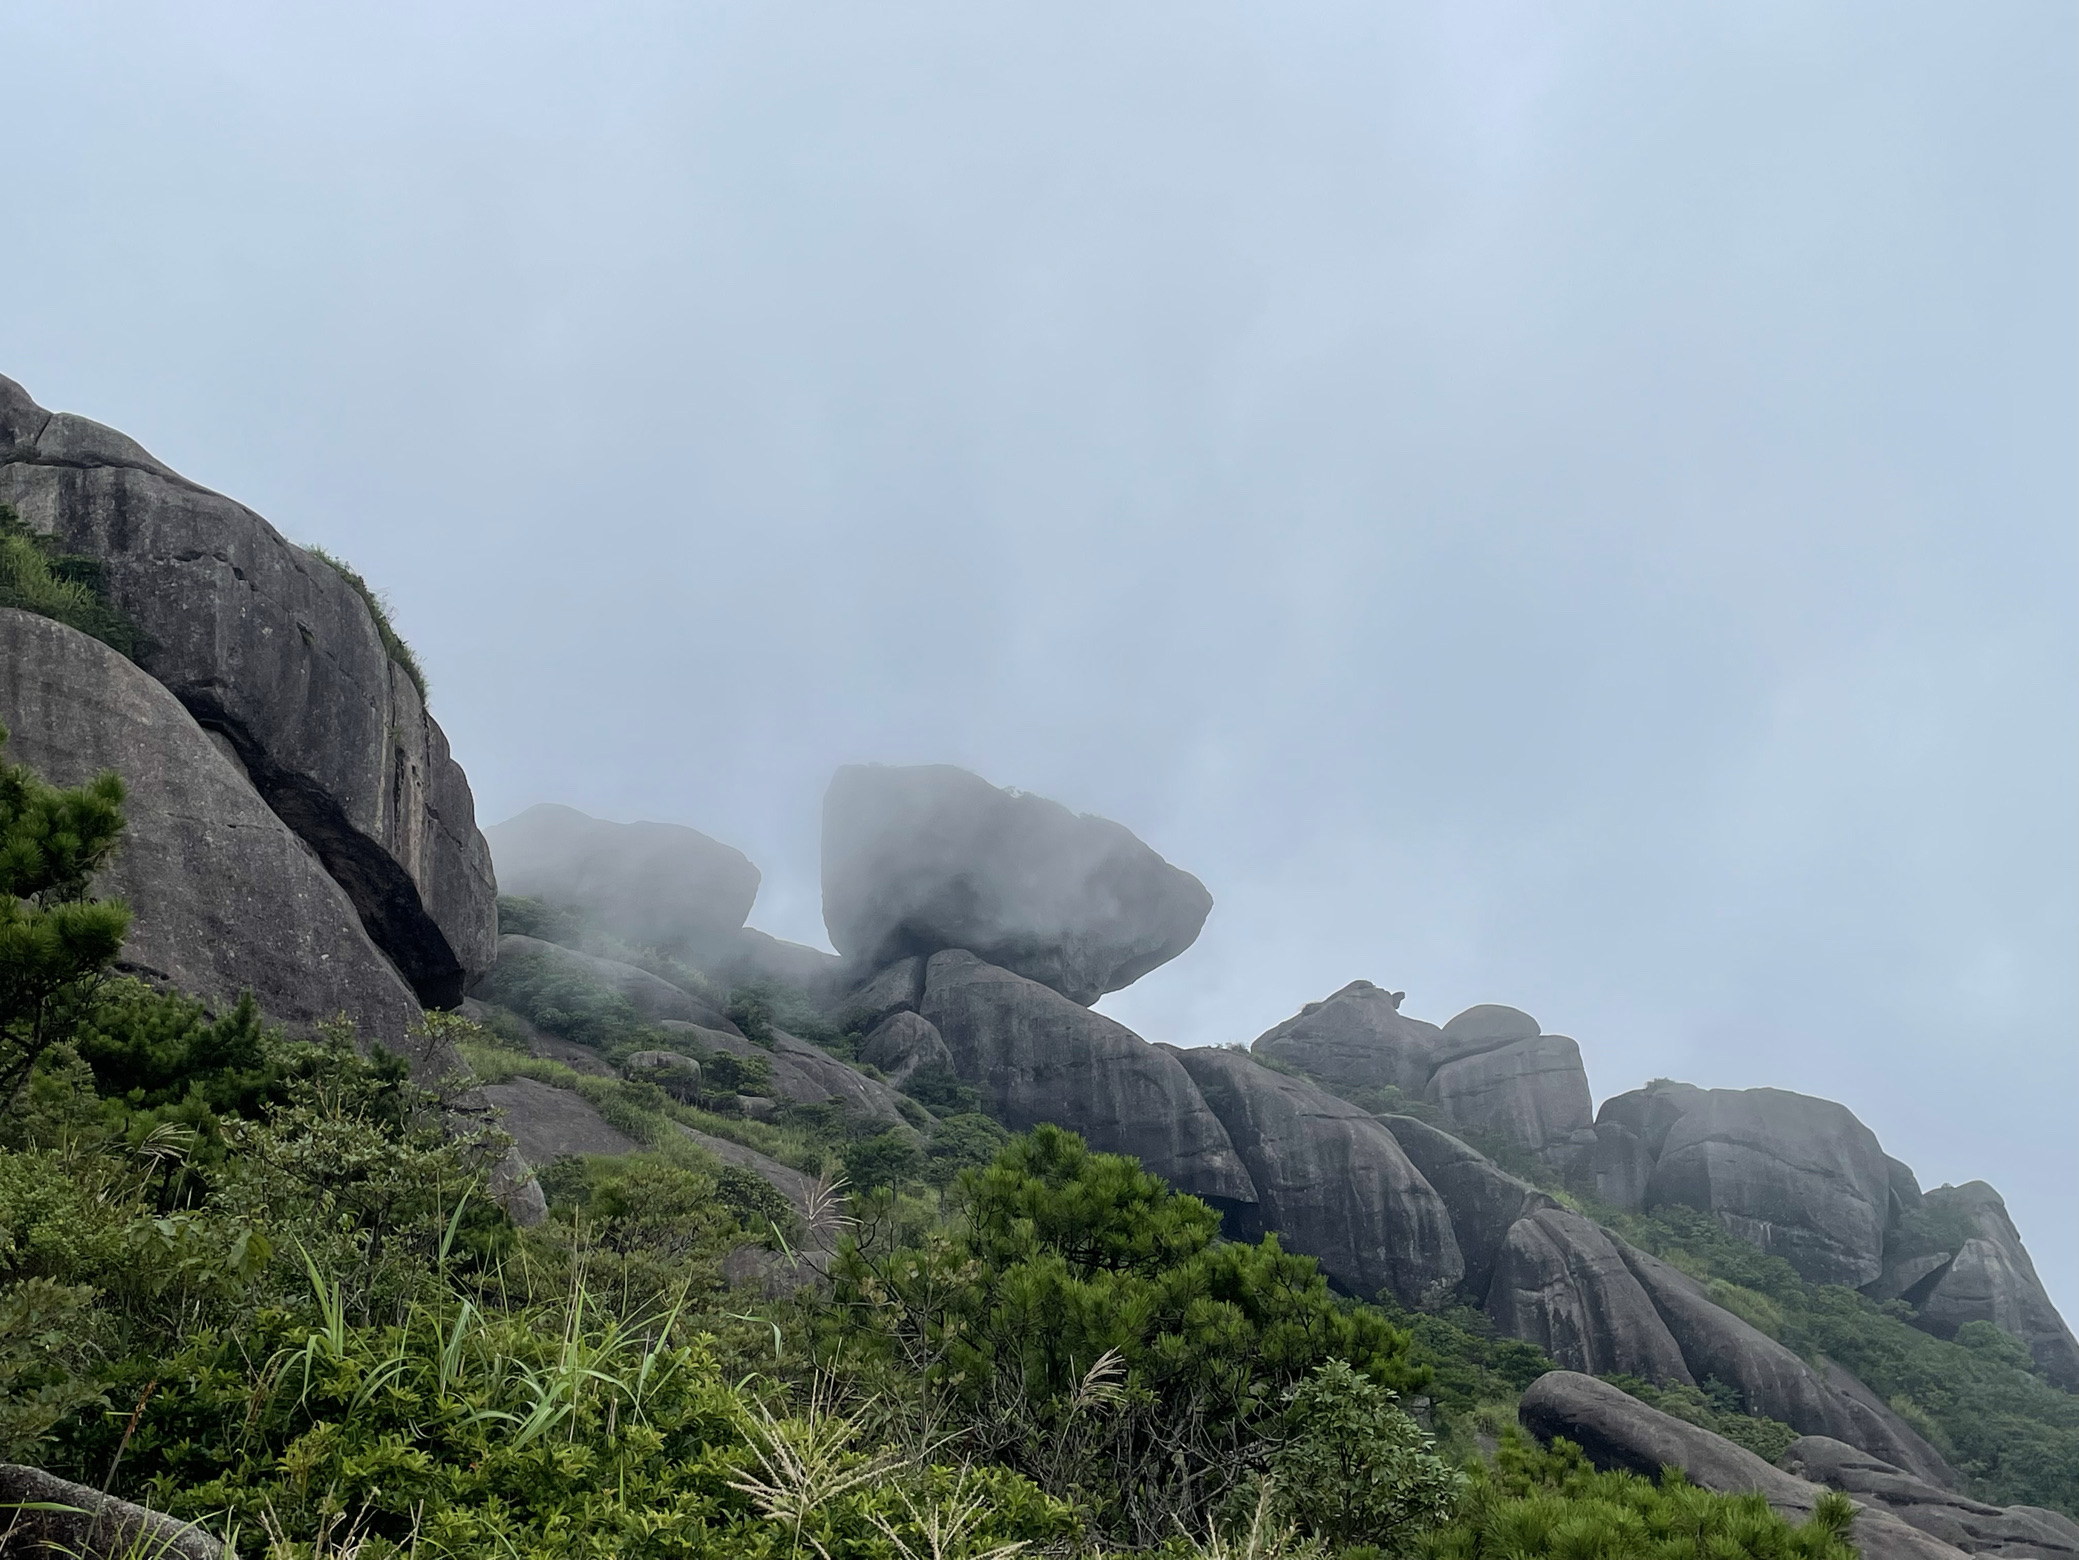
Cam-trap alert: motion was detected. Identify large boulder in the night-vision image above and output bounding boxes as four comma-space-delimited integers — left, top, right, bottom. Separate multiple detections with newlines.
0, 608, 422, 1042
1377, 1113, 1554, 1301
1603, 1082, 1894, 1287
821, 764, 1212, 1005
1251, 987, 1594, 1167
858, 1010, 953, 1088
1909, 1183, 2079, 1390
1251, 980, 1442, 1096
1, 374, 496, 1007
1781, 1437, 2079, 1559
473, 1076, 642, 1164
1486, 1207, 1693, 1382
485, 803, 759, 955
919, 950, 1256, 1208
1518, 1373, 1968, 1560
1615, 1241, 1956, 1486
1170, 1047, 1464, 1307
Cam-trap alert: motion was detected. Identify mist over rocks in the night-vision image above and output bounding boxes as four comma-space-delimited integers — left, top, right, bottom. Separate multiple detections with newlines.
485, 803, 761, 955
821, 762, 1213, 1005
0, 608, 423, 1041
0, 373, 497, 1007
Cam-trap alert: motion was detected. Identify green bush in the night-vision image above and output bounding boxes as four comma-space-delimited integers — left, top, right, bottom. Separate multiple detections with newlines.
0, 504, 142, 658
1423, 1428, 1858, 1560
303, 543, 428, 699
1605, 1374, 1800, 1464
1267, 1358, 1462, 1551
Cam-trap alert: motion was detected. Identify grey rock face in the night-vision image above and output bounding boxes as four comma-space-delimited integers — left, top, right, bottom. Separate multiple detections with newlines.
1592, 1120, 1655, 1212
1487, 1208, 1693, 1383
1814, 1363, 1961, 1492
1912, 1183, 2079, 1390
1251, 980, 1443, 1096
475, 1077, 642, 1164
920, 950, 1256, 1207
0, 1461, 225, 1560
1626, 1084, 1895, 1287
1377, 1113, 1553, 1301
1252, 986, 1594, 1166
834, 956, 927, 1033
1518, 1373, 1968, 1560
1615, 1242, 1956, 1487
859, 1011, 953, 1088
1597, 1079, 1709, 1157
487, 1145, 549, 1227
0, 375, 496, 1006
480, 935, 738, 1031
680, 1127, 819, 1218
822, 764, 1212, 1005
0, 609, 423, 1042
663, 1023, 914, 1130
1423, 1034, 1593, 1158
486, 803, 760, 954
1171, 1048, 1464, 1307
1781, 1438, 2079, 1559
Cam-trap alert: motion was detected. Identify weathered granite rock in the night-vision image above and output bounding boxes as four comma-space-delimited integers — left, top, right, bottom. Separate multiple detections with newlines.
1437, 1003, 1542, 1054
1424, 1034, 1593, 1158
1597, 1079, 1709, 1157
834, 956, 927, 1033
486, 803, 759, 954
474, 1077, 641, 1164
457, 996, 617, 1076
0, 374, 496, 1006
1518, 1374, 1968, 1560
1593, 1120, 1655, 1212
1487, 1208, 1693, 1382
1634, 1085, 1894, 1287
0, 609, 423, 1042
1886, 1156, 1925, 1219
624, 1049, 703, 1101
1781, 1437, 2079, 1559
822, 764, 1212, 1004
0, 1461, 225, 1559
1813, 1363, 1962, 1492
920, 950, 1255, 1207
1911, 1183, 2079, 1390
1377, 1114, 1553, 1301
679, 1126, 819, 1217
859, 1011, 953, 1088
661, 1023, 913, 1131
487, 1145, 549, 1227
1616, 1241, 1956, 1486
478, 935, 738, 1031
1251, 980, 1443, 1096
1171, 1048, 1463, 1307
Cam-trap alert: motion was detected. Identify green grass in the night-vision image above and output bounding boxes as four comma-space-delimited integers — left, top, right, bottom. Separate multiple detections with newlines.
0, 504, 142, 657
302, 543, 428, 699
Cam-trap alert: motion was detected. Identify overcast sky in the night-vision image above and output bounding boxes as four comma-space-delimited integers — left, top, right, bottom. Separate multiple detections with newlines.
4, 3, 2073, 1315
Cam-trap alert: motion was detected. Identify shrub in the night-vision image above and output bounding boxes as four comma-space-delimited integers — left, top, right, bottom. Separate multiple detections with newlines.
1268, 1358, 1461, 1550
0, 504, 142, 657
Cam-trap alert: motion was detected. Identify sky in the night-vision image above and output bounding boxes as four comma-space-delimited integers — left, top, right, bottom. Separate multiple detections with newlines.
3, 3, 2073, 1316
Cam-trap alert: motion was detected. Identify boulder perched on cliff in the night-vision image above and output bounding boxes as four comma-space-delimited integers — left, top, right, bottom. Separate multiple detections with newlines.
1601, 1081, 1894, 1287
1487, 1207, 1693, 1382
1170, 1047, 1464, 1307
919, 950, 1255, 1207
1906, 1182, 2079, 1391
0, 374, 496, 1006
1518, 1373, 1968, 1560
1251, 987, 1593, 1166
822, 764, 1212, 1005
1781, 1438, 2079, 1559
0, 608, 422, 1041
486, 803, 760, 954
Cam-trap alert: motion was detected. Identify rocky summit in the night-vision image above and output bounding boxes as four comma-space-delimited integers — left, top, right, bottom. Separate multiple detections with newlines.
5, 371, 2074, 1560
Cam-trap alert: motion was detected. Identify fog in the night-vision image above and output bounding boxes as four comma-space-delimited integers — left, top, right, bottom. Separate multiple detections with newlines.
3, 4, 2072, 1313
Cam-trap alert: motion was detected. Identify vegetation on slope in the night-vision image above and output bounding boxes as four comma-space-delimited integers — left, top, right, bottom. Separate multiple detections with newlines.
303, 543, 429, 700
0, 503, 143, 657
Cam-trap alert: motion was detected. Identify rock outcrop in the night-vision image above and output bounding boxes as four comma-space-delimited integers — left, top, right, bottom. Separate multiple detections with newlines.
859, 1010, 953, 1088
478, 935, 738, 1031
1906, 1183, 2079, 1390
1487, 1208, 1694, 1382
822, 764, 1212, 1005
1251, 984, 1592, 1166
473, 1076, 642, 1164
0, 374, 496, 1006
1781, 1438, 2079, 1560
1170, 1047, 1464, 1306
920, 950, 1255, 1207
661, 1023, 915, 1131
1518, 1373, 1968, 1560
486, 803, 760, 954
0, 608, 422, 1041
1377, 1113, 1553, 1301
0, 1461, 225, 1560
1600, 1082, 1894, 1287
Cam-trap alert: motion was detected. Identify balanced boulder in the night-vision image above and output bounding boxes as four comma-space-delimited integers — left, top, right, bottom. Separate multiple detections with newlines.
1, 373, 496, 1006
822, 764, 1212, 1005
1251, 980, 1442, 1096
0, 608, 422, 1041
